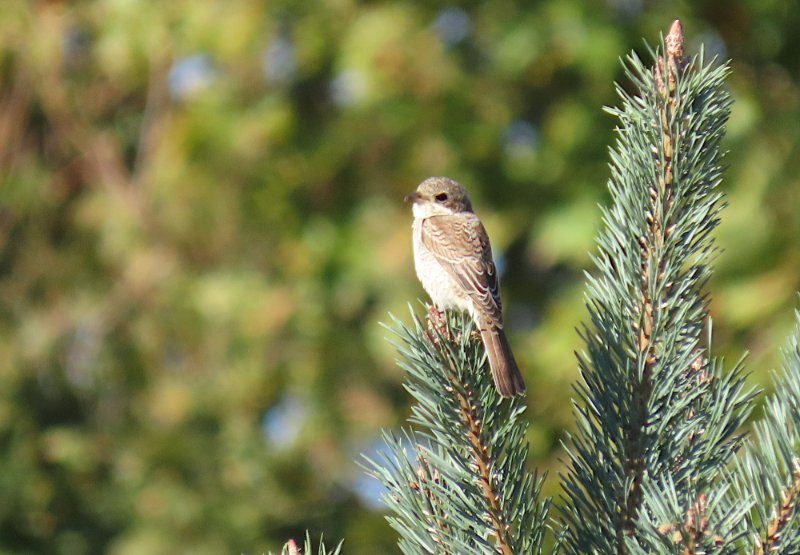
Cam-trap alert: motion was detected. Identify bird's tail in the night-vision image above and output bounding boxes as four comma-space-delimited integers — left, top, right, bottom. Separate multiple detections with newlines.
480, 327, 526, 397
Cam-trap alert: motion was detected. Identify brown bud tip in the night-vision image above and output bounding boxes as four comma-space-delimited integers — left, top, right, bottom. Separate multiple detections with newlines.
666, 19, 684, 59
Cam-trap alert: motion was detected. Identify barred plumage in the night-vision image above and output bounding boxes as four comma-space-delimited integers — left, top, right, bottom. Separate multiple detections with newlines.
405, 176, 526, 397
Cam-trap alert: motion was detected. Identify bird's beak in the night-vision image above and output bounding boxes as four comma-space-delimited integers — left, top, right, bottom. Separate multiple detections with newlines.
404, 191, 422, 203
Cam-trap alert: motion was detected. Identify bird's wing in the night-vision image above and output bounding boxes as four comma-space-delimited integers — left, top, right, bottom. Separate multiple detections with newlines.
421, 214, 503, 326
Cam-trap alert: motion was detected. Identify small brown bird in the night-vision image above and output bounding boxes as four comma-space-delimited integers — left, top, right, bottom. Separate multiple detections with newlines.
405, 176, 526, 397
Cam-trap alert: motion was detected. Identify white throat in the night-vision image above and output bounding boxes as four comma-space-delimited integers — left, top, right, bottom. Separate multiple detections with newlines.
412, 201, 452, 219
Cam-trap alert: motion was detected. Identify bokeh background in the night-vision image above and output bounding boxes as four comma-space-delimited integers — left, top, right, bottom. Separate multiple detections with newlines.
2, 1, 799, 553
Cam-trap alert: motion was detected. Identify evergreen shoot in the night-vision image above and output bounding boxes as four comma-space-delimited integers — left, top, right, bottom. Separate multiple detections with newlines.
365, 310, 550, 554
272, 534, 343, 555
557, 21, 757, 553
725, 311, 800, 553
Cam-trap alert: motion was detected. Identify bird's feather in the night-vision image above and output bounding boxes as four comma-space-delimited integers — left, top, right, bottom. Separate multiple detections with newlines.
420, 214, 503, 328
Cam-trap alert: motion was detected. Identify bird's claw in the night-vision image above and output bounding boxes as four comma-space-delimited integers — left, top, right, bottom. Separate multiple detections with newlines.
425, 304, 450, 344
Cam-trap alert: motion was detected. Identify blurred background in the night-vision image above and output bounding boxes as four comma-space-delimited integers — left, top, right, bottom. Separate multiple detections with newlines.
1, 1, 799, 553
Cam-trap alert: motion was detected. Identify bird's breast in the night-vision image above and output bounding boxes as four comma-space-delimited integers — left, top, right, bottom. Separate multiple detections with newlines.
412, 218, 473, 313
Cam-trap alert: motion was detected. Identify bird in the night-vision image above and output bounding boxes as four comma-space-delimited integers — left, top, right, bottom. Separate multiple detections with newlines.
404, 176, 526, 397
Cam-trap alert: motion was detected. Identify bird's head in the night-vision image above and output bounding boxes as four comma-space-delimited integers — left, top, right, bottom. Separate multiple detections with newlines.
404, 177, 473, 218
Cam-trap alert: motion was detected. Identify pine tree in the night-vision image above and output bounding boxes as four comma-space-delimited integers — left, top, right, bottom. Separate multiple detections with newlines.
358, 20, 800, 554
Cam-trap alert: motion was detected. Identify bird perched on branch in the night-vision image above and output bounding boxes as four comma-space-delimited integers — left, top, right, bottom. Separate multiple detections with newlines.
405, 176, 526, 397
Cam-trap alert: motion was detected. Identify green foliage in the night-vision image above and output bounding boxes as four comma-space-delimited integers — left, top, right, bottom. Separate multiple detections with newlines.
366, 310, 549, 554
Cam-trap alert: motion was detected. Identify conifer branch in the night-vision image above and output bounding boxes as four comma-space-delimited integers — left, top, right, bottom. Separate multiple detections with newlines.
756, 466, 800, 555
558, 20, 754, 553
454, 376, 515, 555
422, 312, 515, 552
727, 310, 800, 554
366, 309, 549, 554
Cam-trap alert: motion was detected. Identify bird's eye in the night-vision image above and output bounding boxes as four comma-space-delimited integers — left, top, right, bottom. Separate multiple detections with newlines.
434, 193, 448, 202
